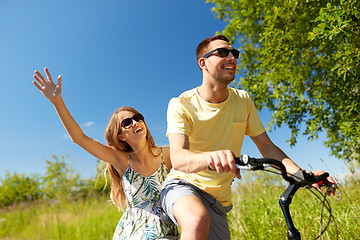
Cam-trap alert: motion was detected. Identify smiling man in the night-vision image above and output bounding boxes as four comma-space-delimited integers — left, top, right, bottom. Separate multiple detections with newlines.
161, 35, 336, 240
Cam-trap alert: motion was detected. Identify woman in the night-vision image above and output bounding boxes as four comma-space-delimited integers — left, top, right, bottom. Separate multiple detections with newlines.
33, 68, 179, 240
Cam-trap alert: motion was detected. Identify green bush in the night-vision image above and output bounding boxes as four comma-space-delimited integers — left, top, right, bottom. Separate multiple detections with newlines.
0, 172, 42, 208
0, 155, 109, 208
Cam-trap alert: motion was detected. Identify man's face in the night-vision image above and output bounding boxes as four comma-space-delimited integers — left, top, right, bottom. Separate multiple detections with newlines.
201, 40, 238, 84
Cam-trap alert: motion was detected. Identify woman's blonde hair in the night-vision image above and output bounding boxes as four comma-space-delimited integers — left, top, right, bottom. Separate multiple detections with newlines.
104, 106, 157, 210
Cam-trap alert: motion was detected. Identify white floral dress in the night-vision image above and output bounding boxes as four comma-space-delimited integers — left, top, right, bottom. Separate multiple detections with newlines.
112, 151, 179, 240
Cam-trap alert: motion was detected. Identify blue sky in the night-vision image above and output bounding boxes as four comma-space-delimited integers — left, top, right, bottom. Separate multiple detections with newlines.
0, 0, 348, 181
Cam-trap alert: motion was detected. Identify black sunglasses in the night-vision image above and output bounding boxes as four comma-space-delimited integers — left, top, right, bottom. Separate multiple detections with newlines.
203, 47, 239, 59
120, 113, 144, 131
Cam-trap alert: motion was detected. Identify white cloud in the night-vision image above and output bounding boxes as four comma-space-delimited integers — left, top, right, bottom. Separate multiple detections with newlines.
61, 134, 70, 139
59, 121, 94, 140
82, 121, 94, 128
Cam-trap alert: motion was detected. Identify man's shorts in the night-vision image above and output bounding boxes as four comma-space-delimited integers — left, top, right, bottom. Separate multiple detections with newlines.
161, 178, 233, 240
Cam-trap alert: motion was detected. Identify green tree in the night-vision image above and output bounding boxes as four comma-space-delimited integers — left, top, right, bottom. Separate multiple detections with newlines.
207, 0, 359, 163
41, 155, 82, 200
0, 172, 42, 207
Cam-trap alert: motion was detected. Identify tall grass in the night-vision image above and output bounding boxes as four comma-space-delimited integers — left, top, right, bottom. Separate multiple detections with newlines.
228, 171, 360, 239
0, 196, 120, 240
1, 172, 359, 239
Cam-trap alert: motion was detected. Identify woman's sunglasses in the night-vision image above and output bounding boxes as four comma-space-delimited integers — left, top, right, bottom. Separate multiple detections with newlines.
203, 47, 239, 59
120, 113, 144, 131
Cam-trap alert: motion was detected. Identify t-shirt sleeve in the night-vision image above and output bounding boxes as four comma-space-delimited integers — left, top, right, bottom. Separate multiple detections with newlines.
166, 98, 190, 136
245, 96, 266, 137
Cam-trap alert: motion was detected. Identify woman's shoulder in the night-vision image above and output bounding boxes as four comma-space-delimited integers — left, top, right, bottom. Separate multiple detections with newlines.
160, 146, 170, 156
159, 146, 171, 169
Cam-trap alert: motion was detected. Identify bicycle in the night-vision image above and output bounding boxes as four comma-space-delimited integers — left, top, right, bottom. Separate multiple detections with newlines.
235, 155, 338, 240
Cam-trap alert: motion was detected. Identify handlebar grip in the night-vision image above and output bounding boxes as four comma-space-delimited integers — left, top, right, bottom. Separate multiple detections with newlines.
235, 155, 266, 170
291, 170, 334, 186
234, 155, 249, 166
313, 172, 329, 183
209, 155, 255, 171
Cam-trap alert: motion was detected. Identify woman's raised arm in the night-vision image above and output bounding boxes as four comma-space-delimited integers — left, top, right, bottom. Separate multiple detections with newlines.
33, 68, 126, 170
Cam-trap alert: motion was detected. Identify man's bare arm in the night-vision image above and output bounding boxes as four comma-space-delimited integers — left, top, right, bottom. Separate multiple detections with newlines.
168, 133, 237, 174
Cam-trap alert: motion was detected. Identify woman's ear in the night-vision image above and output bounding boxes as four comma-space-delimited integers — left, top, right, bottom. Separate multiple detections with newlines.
117, 133, 126, 142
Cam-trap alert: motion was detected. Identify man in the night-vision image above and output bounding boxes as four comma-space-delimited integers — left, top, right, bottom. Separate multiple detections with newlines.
161, 35, 336, 240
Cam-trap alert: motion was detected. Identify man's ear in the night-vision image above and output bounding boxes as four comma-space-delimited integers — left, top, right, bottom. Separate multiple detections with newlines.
198, 58, 207, 71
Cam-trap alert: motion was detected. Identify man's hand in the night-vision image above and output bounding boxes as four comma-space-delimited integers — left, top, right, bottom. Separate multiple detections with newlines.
311, 170, 338, 196
207, 150, 241, 178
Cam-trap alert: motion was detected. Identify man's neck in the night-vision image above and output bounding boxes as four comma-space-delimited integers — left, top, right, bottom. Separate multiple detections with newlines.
197, 83, 229, 103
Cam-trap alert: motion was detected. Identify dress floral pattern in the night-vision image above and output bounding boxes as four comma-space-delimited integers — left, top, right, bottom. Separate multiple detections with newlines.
112, 151, 179, 240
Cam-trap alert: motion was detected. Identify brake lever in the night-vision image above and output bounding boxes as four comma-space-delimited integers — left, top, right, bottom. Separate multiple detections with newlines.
317, 180, 338, 192
291, 170, 338, 192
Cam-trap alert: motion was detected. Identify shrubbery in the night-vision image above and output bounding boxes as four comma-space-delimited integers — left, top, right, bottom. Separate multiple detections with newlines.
0, 155, 109, 208
0, 172, 42, 207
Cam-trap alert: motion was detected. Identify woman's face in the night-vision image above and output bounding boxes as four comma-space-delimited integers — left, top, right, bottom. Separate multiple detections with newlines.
117, 111, 146, 143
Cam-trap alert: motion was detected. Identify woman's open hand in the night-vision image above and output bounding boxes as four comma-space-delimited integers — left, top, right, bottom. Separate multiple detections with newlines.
33, 67, 62, 103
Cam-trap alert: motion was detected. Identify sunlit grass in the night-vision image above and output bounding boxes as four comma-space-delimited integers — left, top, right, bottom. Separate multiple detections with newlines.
228, 171, 360, 239
1, 172, 359, 240
0, 196, 120, 240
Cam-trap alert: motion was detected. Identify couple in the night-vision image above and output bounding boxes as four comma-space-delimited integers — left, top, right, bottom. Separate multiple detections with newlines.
33, 35, 337, 240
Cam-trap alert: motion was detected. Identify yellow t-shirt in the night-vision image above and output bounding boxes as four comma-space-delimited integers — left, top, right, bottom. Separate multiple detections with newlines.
166, 87, 265, 206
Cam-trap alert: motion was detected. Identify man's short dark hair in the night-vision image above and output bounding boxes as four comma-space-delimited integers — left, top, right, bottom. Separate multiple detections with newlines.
196, 35, 230, 61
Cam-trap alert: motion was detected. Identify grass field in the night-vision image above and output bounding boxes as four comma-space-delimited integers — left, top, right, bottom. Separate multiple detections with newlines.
228, 172, 360, 239
1, 172, 359, 239
0, 196, 120, 240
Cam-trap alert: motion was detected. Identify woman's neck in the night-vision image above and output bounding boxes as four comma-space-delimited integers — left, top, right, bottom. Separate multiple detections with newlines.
129, 142, 157, 164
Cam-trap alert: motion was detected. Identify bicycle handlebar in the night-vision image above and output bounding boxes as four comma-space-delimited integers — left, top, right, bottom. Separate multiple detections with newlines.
235, 155, 337, 192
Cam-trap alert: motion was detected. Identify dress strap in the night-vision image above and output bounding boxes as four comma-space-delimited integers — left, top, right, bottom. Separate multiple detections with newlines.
126, 154, 131, 168
125, 154, 132, 172
126, 154, 133, 180
160, 147, 163, 162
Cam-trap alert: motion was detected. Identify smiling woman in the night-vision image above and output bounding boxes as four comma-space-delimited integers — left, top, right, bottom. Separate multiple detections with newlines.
32, 67, 179, 239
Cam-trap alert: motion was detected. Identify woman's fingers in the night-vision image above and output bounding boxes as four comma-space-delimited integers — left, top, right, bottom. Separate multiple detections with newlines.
33, 74, 45, 87
34, 70, 47, 82
44, 67, 53, 83
57, 75, 62, 86
33, 67, 58, 89
32, 80, 43, 91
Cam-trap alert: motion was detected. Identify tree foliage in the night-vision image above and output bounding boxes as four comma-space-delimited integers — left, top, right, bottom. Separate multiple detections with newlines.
207, 0, 360, 163
0, 155, 101, 208
41, 155, 85, 200
0, 172, 42, 207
